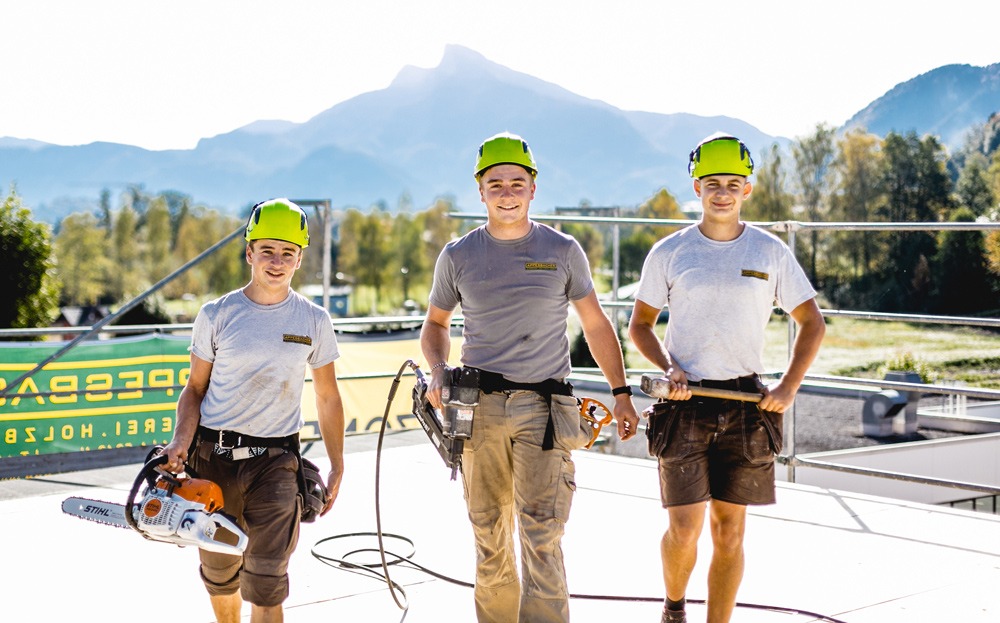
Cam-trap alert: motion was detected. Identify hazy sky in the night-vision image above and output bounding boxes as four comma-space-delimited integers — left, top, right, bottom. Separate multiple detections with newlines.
3, 0, 997, 151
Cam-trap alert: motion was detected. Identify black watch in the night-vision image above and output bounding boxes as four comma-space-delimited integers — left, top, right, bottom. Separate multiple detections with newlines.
611, 385, 633, 397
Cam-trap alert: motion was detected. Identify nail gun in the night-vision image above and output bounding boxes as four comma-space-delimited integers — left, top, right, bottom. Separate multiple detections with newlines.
411, 365, 479, 480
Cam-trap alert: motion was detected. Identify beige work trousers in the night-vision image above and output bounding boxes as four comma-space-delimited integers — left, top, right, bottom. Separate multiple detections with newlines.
461, 389, 590, 623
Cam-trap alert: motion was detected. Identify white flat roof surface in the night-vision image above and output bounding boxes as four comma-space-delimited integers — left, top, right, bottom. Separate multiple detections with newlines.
5, 433, 999, 622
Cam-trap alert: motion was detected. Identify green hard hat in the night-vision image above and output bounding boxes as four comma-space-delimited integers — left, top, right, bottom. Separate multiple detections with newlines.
474, 132, 538, 179
244, 198, 309, 248
688, 133, 754, 179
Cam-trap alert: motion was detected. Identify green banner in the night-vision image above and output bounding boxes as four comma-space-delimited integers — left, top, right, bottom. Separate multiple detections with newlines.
0, 331, 462, 459
0, 334, 190, 457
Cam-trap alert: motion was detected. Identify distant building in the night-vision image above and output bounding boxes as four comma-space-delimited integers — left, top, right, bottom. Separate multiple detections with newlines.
299, 284, 352, 317
52, 305, 110, 328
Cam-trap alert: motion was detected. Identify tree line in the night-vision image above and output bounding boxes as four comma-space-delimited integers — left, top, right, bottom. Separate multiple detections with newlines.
3, 119, 1000, 332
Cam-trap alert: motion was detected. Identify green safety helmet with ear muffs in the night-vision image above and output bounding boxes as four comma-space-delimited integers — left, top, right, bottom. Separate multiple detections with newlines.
688, 133, 755, 179
245, 198, 309, 248
474, 132, 538, 180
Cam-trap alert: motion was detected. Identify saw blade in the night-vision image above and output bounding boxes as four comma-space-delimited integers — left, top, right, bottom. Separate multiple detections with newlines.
62, 496, 135, 530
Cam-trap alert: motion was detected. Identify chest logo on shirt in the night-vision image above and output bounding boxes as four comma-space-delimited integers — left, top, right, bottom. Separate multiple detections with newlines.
525, 262, 557, 271
283, 334, 312, 346
741, 269, 769, 281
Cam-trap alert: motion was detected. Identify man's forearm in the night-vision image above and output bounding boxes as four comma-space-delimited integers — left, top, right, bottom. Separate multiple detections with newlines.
172, 388, 203, 447
629, 325, 671, 373
583, 320, 628, 387
420, 322, 451, 367
317, 398, 345, 463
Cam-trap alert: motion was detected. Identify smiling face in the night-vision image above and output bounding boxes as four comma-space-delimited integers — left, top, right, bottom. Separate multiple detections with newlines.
694, 174, 752, 225
478, 163, 536, 239
245, 238, 303, 300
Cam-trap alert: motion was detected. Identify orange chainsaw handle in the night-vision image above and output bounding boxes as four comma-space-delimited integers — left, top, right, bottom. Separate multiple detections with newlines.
578, 397, 613, 449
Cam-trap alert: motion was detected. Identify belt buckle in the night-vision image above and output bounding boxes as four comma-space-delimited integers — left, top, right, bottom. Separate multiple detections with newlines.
217, 430, 241, 450
231, 447, 252, 460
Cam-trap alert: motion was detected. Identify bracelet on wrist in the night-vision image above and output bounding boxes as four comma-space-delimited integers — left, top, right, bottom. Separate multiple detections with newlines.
611, 385, 633, 397
430, 361, 448, 372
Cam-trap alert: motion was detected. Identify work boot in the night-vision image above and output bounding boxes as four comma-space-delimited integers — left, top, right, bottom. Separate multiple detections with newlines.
661, 608, 686, 623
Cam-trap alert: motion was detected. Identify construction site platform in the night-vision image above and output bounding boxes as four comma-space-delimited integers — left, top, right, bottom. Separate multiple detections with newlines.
3, 429, 998, 622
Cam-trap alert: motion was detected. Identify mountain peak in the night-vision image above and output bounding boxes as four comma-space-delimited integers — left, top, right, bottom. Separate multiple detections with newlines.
438, 44, 491, 70
392, 44, 505, 88
844, 62, 1000, 148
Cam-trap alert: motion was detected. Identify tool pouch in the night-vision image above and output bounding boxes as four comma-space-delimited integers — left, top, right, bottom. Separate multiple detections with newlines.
757, 407, 784, 455
746, 376, 783, 455
297, 456, 329, 523
646, 400, 680, 459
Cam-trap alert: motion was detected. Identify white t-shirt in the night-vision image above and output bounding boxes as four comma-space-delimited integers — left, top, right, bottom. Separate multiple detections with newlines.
190, 289, 340, 437
634, 224, 816, 381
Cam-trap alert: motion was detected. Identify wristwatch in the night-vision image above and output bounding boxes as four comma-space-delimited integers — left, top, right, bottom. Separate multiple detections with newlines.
611, 385, 633, 397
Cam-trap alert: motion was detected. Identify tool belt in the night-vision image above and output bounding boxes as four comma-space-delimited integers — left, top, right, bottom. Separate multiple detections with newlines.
688, 374, 763, 394
197, 425, 298, 449
474, 369, 574, 451
196, 425, 298, 460
195, 425, 326, 521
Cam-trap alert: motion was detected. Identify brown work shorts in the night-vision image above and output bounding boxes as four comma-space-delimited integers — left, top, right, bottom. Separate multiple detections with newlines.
189, 442, 302, 606
647, 396, 782, 507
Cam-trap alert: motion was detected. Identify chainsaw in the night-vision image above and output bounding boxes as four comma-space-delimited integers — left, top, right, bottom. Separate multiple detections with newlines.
62, 449, 248, 555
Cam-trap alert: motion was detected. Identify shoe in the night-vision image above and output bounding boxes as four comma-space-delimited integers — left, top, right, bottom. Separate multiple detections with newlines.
661, 608, 686, 623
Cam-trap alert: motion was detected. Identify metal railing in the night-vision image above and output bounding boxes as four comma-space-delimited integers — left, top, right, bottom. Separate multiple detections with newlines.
451, 211, 1000, 498
4, 212, 1000, 498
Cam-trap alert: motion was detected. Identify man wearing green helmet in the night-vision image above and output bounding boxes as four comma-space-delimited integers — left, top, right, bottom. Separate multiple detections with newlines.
421, 132, 640, 623
629, 134, 825, 623
160, 198, 346, 623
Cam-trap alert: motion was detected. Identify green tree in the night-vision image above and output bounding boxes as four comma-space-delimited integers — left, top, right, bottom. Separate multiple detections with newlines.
360, 208, 391, 313
127, 184, 151, 219
170, 205, 212, 298
743, 143, 793, 222
337, 208, 363, 285
338, 207, 393, 314
933, 207, 996, 314
391, 210, 426, 304
109, 204, 142, 300
616, 189, 687, 284
956, 153, 995, 217
829, 130, 885, 280
618, 231, 660, 285
54, 212, 111, 306
419, 197, 459, 270
985, 227, 1000, 285
0, 188, 60, 329
876, 132, 952, 312
98, 188, 112, 234
143, 196, 173, 285
988, 148, 1000, 212
165, 206, 246, 298
561, 221, 604, 277
203, 213, 247, 295
160, 190, 192, 244
792, 124, 835, 282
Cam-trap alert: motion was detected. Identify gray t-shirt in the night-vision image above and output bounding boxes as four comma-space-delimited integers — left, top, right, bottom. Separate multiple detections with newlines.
190, 289, 340, 437
429, 222, 594, 383
634, 224, 816, 381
